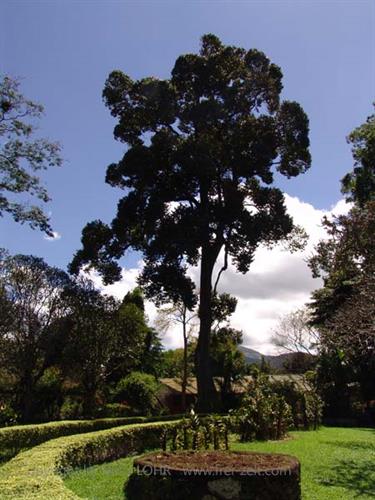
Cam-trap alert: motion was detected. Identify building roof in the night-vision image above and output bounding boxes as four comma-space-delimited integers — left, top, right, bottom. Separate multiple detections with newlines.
159, 374, 308, 395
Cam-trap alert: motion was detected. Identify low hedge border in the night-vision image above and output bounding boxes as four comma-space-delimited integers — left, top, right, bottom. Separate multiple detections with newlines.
0, 420, 181, 499
0, 414, 184, 461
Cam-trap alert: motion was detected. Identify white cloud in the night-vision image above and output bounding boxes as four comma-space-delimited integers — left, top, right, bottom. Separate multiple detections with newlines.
91, 194, 351, 354
44, 231, 61, 241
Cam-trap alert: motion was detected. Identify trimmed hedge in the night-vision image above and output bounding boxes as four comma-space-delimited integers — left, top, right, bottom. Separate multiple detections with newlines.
0, 414, 185, 462
0, 420, 181, 499
0, 417, 144, 460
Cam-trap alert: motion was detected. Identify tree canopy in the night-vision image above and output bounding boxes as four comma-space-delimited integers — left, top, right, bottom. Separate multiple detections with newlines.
341, 106, 375, 206
70, 34, 311, 410
0, 76, 62, 234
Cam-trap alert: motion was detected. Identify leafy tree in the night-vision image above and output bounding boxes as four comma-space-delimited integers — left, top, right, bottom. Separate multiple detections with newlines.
160, 348, 195, 379
309, 202, 375, 414
0, 251, 70, 422
114, 371, 159, 416
211, 326, 247, 408
341, 106, 375, 206
324, 275, 375, 409
108, 291, 150, 382
0, 76, 62, 234
309, 110, 375, 417
309, 203, 375, 325
63, 277, 120, 417
210, 292, 247, 408
70, 34, 311, 410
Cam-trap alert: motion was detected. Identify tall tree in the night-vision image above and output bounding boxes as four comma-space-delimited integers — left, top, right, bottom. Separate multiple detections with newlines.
309, 202, 375, 410
0, 76, 62, 234
70, 34, 311, 410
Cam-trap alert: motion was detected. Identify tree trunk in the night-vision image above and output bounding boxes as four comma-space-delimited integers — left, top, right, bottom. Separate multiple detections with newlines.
19, 376, 35, 423
196, 246, 217, 412
181, 308, 187, 413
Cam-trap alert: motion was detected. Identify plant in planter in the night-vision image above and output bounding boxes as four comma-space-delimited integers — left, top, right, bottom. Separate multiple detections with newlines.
161, 410, 230, 452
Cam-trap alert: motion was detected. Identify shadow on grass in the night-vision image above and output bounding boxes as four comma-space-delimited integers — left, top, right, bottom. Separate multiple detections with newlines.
319, 458, 375, 498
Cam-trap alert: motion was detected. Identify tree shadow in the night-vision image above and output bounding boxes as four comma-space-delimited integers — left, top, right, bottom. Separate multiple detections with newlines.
318, 458, 375, 497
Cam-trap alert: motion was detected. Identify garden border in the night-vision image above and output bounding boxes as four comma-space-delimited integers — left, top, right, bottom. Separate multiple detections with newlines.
0, 420, 181, 499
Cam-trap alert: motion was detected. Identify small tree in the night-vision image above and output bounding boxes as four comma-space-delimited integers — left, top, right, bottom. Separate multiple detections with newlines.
70, 34, 311, 410
63, 277, 120, 417
271, 307, 320, 355
0, 76, 62, 234
156, 302, 198, 411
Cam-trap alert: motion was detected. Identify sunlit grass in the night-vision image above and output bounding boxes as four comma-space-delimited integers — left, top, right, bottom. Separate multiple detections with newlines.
64, 426, 375, 500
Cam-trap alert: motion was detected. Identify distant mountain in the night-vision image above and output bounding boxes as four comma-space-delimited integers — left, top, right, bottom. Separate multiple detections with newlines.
238, 345, 315, 372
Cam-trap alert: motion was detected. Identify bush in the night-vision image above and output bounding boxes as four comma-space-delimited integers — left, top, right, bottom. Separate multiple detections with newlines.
231, 373, 293, 442
270, 378, 323, 430
115, 372, 160, 415
60, 397, 83, 420
0, 416, 145, 460
94, 403, 133, 418
0, 420, 181, 499
0, 402, 18, 427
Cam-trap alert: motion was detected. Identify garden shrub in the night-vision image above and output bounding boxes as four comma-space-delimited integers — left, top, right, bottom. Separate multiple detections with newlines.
0, 402, 18, 427
114, 371, 160, 415
231, 373, 293, 442
0, 420, 181, 499
270, 379, 323, 430
60, 397, 83, 420
94, 402, 133, 418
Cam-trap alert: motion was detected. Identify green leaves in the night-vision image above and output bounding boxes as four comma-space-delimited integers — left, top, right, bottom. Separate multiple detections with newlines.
0, 75, 62, 234
341, 106, 375, 206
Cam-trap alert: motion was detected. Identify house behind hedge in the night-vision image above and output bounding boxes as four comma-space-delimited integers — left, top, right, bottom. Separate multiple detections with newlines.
158, 374, 308, 414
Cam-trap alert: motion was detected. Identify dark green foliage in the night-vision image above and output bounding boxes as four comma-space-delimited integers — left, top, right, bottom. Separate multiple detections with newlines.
70, 33, 311, 411
309, 202, 375, 414
0, 403, 17, 428
0, 75, 62, 234
114, 372, 160, 416
231, 373, 293, 441
211, 326, 247, 408
0, 251, 71, 422
341, 106, 375, 206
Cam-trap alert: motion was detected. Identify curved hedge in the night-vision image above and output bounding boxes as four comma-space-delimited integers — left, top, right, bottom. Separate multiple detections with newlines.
0, 420, 181, 499
0, 414, 184, 461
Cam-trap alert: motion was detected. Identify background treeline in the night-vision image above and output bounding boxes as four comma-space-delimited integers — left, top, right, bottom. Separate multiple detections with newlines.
0, 252, 165, 424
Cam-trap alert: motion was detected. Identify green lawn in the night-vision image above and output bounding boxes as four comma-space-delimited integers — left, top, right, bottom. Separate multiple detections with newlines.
64, 426, 375, 500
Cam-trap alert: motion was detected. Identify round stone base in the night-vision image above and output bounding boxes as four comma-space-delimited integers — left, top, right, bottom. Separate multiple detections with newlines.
124, 450, 301, 500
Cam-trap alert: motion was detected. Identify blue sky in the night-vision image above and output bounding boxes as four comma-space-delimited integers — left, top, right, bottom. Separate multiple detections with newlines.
1, 0, 374, 273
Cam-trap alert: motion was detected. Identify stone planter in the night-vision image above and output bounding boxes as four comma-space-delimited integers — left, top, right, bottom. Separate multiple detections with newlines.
125, 450, 301, 500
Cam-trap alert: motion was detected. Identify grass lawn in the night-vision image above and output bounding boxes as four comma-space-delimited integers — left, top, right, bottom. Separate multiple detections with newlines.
64, 426, 375, 500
